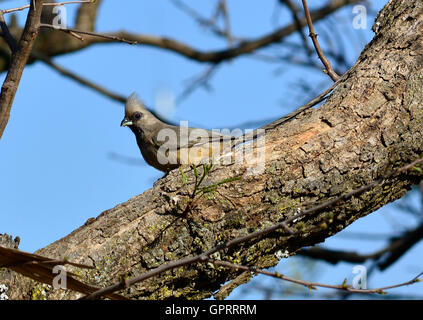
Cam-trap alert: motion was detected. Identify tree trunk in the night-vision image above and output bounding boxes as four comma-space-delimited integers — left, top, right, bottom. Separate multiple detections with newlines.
5, 0, 423, 299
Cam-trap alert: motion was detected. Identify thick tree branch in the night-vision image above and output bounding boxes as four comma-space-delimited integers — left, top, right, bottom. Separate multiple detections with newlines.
0, 0, 44, 139
82, 158, 423, 299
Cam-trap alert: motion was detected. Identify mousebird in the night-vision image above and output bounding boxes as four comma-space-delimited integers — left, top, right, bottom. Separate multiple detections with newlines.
121, 93, 234, 173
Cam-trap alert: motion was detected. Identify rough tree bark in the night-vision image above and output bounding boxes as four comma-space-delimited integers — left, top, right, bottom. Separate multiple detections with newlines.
4, 0, 423, 299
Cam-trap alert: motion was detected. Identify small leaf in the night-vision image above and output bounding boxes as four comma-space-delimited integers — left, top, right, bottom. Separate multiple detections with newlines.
179, 167, 187, 184
207, 161, 213, 172
193, 164, 199, 179
340, 278, 351, 289
413, 166, 422, 174
198, 176, 241, 194
308, 285, 317, 292
376, 290, 387, 295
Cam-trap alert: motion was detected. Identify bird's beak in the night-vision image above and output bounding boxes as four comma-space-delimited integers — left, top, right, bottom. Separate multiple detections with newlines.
120, 118, 133, 127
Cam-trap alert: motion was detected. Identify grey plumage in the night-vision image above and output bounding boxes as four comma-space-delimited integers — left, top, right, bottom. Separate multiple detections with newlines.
121, 93, 233, 173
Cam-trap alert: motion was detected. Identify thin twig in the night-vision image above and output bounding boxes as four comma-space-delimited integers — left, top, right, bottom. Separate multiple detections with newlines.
301, 0, 340, 81
218, 0, 233, 46
31, 50, 127, 103
170, 0, 239, 42
300, 221, 423, 270
3, 1, 93, 14
206, 258, 423, 294
177, 64, 219, 103
39, 23, 138, 44
280, 0, 312, 56
0, 11, 17, 53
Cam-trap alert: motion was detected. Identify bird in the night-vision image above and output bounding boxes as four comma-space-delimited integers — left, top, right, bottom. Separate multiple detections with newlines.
121, 93, 234, 173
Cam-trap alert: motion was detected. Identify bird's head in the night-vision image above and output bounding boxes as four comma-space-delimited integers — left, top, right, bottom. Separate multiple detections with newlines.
120, 92, 155, 129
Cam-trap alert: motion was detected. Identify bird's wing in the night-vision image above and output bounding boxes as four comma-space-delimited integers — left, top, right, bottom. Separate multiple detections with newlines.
180, 127, 235, 150
150, 126, 234, 150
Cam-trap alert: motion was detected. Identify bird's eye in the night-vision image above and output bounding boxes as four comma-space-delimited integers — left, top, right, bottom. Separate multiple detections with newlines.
133, 112, 142, 120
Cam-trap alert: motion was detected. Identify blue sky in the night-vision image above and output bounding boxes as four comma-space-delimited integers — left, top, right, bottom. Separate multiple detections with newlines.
1, 0, 422, 299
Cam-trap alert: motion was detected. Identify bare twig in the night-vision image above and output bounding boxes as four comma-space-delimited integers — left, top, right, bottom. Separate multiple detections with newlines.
58, 0, 362, 64
31, 51, 126, 103
2, 1, 93, 14
280, 0, 312, 56
177, 64, 219, 103
206, 258, 423, 294
301, 0, 340, 81
218, 0, 233, 46
377, 222, 423, 270
39, 23, 138, 44
299, 221, 423, 270
170, 0, 237, 42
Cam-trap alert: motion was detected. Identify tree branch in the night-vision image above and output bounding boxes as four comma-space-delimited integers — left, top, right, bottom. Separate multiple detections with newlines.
301, 0, 340, 81
39, 23, 138, 44
0, 0, 361, 71
82, 0, 361, 64
0, 0, 45, 139
82, 158, 423, 299
31, 50, 126, 103
299, 221, 423, 270
280, 0, 312, 56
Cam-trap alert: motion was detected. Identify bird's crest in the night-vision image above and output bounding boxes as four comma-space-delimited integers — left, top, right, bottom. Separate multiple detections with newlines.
125, 92, 147, 116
